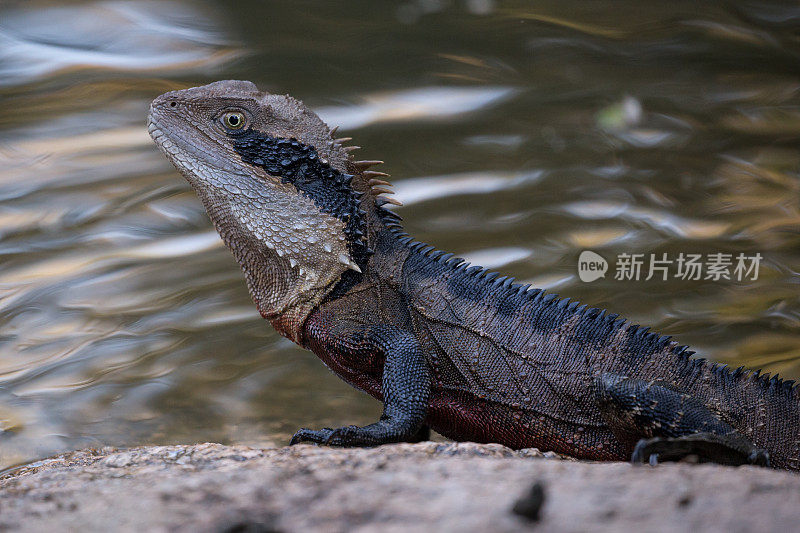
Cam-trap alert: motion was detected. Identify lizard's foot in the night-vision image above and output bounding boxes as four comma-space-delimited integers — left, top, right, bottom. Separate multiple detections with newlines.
289, 426, 372, 446
289, 427, 336, 445
631, 432, 770, 467
289, 421, 429, 447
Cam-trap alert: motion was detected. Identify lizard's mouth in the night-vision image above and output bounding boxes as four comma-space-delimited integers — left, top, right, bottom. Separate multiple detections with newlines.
146, 112, 196, 170
147, 105, 250, 181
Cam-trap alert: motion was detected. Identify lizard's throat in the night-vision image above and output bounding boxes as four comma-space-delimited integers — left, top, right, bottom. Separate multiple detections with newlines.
218, 221, 342, 343
199, 190, 355, 343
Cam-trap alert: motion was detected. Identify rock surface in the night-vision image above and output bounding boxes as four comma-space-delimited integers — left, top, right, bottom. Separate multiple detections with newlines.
1, 442, 799, 532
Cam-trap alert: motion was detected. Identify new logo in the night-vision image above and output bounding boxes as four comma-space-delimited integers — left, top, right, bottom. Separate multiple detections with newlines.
578, 251, 608, 283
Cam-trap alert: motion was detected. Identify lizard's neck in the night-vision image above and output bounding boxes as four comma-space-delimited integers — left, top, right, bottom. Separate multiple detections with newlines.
194, 183, 356, 344
260, 211, 400, 341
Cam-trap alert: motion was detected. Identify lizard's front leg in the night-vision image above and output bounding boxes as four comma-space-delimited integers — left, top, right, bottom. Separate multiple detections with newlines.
290, 327, 431, 447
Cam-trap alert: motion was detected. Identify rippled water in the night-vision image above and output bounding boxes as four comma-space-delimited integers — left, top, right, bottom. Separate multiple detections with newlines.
0, 0, 798, 469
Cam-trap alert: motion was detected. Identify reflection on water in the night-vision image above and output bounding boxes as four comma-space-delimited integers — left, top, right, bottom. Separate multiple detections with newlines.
315, 86, 518, 130
392, 170, 543, 205
0, 1, 238, 86
0, 0, 798, 469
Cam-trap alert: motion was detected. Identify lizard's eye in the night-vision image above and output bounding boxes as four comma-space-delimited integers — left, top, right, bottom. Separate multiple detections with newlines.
222, 111, 246, 130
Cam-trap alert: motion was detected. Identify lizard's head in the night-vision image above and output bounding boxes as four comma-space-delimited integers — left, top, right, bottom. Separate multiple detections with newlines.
148, 80, 376, 339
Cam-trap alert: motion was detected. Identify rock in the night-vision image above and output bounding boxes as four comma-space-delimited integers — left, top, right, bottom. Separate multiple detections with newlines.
0, 442, 799, 532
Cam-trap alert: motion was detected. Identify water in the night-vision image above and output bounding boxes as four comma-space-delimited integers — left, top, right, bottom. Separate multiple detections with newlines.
0, 0, 798, 469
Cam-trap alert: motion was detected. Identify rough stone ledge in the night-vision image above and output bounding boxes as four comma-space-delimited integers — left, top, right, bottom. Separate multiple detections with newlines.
0, 441, 798, 532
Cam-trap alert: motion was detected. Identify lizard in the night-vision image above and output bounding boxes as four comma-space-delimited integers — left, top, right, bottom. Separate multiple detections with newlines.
147, 80, 800, 470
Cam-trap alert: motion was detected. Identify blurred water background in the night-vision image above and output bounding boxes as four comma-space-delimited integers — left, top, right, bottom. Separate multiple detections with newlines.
0, 0, 798, 469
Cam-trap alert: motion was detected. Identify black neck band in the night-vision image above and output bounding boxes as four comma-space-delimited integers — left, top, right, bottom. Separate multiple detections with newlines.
231, 129, 370, 269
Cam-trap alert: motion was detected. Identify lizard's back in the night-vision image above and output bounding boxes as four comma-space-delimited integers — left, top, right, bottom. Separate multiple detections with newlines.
398, 244, 800, 468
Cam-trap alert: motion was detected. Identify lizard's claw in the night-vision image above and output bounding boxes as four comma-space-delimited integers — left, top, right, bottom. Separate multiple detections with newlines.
632, 437, 691, 466
289, 427, 335, 445
289, 426, 363, 446
631, 438, 656, 465
748, 449, 771, 468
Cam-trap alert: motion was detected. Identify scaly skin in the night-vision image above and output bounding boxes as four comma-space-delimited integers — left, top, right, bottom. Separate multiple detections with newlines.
148, 80, 799, 470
